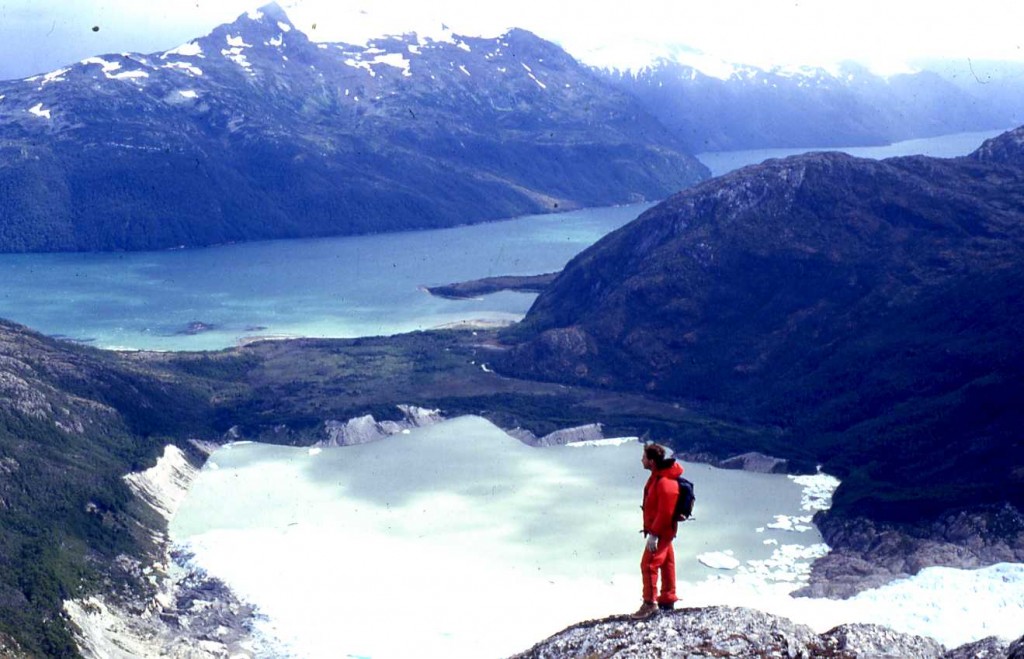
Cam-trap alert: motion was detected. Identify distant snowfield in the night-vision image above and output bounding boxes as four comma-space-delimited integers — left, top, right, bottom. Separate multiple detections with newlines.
170, 416, 1024, 657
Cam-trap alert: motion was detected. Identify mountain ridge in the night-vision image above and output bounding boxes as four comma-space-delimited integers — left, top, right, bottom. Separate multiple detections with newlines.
601, 58, 1022, 151
0, 3, 707, 252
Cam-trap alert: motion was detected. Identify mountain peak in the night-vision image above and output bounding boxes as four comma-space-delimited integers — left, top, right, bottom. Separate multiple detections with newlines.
222, 2, 295, 35
249, 2, 292, 25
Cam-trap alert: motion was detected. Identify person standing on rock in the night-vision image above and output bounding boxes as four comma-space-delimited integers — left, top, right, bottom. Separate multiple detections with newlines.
631, 442, 683, 620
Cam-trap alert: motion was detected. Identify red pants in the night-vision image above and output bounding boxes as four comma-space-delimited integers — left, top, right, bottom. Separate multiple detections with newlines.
641, 537, 676, 605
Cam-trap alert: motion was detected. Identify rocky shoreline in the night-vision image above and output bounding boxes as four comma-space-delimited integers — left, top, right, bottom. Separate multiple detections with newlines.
800, 503, 1024, 599
64, 445, 277, 658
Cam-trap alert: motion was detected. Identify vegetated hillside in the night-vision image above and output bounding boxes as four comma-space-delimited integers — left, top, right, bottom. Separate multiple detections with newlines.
0, 320, 227, 655
497, 126, 1024, 526
604, 59, 1021, 151
0, 3, 707, 253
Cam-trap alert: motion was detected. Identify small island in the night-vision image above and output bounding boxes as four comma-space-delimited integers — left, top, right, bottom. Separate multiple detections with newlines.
424, 272, 560, 299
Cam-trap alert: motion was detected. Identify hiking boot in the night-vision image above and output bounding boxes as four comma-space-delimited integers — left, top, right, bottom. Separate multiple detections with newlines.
629, 601, 658, 620
658, 601, 675, 611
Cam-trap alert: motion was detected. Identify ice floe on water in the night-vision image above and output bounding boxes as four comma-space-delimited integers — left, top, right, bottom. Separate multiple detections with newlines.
697, 550, 741, 570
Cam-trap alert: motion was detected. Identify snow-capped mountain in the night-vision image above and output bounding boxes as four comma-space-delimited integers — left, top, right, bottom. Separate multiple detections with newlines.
601, 58, 1020, 151
0, 3, 707, 252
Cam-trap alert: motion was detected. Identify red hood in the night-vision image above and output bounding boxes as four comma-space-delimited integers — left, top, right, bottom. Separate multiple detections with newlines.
654, 461, 684, 480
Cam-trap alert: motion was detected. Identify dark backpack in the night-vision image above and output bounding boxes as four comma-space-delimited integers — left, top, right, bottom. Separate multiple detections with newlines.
673, 476, 695, 522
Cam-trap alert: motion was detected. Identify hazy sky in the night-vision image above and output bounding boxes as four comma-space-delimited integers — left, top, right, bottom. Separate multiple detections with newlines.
1, 0, 1022, 80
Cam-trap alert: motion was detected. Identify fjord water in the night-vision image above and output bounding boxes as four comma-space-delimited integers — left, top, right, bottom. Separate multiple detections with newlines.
0, 130, 1005, 352
0, 204, 651, 351
696, 127, 1011, 177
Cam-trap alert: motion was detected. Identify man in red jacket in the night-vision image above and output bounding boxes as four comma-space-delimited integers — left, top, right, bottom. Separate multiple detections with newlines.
631, 442, 684, 620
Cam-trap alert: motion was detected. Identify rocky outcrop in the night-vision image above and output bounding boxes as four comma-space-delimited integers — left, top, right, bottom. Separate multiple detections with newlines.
800, 504, 1024, 598
511, 606, 994, 658
122, 445, 198, 522
67, 445, 272, 658
512, 422, 606, 446
65, 552, 268, 659
716, 451, 788, 473
315, 404, 444, 447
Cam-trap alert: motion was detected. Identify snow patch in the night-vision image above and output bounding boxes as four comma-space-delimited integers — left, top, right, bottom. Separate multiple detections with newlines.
268, 34, 284, 47
177, 90, 198, 99
521, 62, 547, 89
459, 64, 471, 76
82, 57, 151, 80
373, 52, 411, 76
162, 61, 204, 76
346, 52, 412, 77
28, 103, 51, 119
81, 56, 122, 74
345, 58, 376, 77
110, 69, 149, 80
278, 21, 292, 33
222, 45, 253, 71
40, 67, 70, 86
162, 42, 203, 58
226, 34, 252, 48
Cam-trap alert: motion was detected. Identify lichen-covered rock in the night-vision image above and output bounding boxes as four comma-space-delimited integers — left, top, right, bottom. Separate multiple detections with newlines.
943, 636, 1009, 658
820, 623, 943, 658
514, 606, 841, 658
513, 606, 1020, 659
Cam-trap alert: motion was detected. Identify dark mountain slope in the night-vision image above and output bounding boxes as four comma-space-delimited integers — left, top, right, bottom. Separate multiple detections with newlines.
498, 126, 1024, 524
0, 3, 706, 253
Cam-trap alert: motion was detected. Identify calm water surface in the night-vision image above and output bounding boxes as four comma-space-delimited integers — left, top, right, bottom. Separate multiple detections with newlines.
696, 128, 1011, 177
0, 129, 1005, 351
0, 204, 651, 351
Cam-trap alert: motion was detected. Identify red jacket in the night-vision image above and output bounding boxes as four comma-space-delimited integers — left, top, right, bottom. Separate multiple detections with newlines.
643, 461, 684, 540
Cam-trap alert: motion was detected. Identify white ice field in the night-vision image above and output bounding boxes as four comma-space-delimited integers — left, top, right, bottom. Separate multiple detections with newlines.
169, 416, 1024, 658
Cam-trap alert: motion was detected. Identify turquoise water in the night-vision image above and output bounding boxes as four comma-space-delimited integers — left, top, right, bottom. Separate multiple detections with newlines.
696, 128, 1013, 177
0, 203, 652, 351
0, 129, 1005, 352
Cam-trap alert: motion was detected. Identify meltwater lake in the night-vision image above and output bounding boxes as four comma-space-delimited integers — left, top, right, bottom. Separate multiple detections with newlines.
0, 128, 1010, 351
